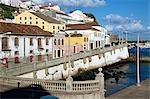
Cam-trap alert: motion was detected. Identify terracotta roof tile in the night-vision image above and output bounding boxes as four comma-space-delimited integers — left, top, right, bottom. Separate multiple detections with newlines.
0, 22, 53, 36
66, 22, 100, 31
30, 11, 61, 24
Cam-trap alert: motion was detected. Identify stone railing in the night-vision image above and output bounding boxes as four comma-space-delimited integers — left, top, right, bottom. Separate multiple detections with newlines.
0, 76, 99, 92
0, 44, 127, 76
0, 68, 105, 99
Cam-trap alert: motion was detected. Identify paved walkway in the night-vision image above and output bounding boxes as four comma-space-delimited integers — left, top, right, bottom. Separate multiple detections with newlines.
106, 79, 150, 99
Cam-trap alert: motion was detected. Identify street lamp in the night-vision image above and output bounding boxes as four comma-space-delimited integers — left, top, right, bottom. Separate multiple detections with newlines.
126, 30, 150, 87
136, 32, 140, 87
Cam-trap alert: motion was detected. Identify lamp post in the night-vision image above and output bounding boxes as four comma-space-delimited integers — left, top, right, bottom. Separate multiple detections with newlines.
137, 32, 140, 87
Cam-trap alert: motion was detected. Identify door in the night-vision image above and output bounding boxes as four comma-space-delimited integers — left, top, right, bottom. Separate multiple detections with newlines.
57, 50, 61, 57
90, 43, 94, 49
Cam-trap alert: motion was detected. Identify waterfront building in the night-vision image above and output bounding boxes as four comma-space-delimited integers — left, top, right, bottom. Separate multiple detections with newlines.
64, 33, 88, 56
0, 22, 53, 63
53, 33, 65, 59
14, 11, 66, 34
66, 22, 110, 50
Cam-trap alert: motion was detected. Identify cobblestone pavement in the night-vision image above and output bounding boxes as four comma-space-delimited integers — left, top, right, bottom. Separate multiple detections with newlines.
106, 79, 150, 99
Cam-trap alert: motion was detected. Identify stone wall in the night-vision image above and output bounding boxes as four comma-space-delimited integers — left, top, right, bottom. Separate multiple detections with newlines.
18, 45, 129, 80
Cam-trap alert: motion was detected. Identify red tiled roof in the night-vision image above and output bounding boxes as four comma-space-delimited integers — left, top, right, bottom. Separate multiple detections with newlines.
66, 22, 100, 31
30, 11, 61, 24
0, 22, 53, 36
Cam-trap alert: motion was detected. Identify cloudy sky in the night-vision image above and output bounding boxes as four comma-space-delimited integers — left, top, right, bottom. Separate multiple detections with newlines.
33, 0, 149, 40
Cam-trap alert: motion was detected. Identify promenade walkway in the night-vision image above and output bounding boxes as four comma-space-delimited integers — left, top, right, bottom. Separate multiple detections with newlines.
106, 79, 150, 99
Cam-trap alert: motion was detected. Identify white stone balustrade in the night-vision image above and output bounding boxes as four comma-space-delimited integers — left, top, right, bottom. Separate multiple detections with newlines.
0, 67, 105, 99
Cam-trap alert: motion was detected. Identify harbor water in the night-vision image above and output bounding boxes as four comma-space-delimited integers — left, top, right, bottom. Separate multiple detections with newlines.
105, 47, 150, 96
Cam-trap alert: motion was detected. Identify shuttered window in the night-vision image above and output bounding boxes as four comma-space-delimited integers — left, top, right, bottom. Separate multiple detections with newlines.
2, 37, 8, 50
30, 38, 33, 46
14, 37, 19, 46
46, 38, 49, 45
38, 38, 42, 48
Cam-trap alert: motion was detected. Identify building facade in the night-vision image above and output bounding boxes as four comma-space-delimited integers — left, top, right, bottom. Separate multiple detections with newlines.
0, 22, 53, 63
14, 11, 66, 34
0, 0, 21, 7
64, 33, 88, 56
66, 22, 110, 50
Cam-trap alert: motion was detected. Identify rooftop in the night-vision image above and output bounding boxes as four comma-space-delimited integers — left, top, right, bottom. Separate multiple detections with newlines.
30, 11, 61, 24
0, 22, 53, 36
66, 22, 100, 31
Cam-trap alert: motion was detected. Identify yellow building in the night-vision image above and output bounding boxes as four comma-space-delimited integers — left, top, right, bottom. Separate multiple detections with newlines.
64, 34, 88, 55
14, 11, 65, 33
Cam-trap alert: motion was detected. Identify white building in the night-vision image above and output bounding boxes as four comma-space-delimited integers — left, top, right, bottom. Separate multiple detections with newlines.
0, 22, 53, 62
20, 0, 41, 10
68, 10, 94, 23
0, 0, 22, 7
66, 22, 110, 50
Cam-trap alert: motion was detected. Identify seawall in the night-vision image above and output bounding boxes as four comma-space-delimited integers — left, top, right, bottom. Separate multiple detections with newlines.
18, 45, 129, 80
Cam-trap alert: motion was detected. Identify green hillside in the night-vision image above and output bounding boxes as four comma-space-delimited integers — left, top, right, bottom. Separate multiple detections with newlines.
0, 4, 19, 19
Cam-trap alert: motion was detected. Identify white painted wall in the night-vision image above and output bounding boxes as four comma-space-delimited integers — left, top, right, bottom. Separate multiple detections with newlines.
18, 46, 129, 80
0, 35, 53, 59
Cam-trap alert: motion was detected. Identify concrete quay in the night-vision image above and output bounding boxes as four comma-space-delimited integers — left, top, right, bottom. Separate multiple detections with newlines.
106, 79, 150, 99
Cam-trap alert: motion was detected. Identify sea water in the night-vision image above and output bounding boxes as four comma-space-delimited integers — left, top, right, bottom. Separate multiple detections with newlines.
105, 48, 150, 96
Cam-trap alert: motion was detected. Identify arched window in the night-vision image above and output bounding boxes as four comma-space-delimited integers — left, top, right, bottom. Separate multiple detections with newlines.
38, 38, 42, 48
14, 37, 19, 46
2, 37, 8, 50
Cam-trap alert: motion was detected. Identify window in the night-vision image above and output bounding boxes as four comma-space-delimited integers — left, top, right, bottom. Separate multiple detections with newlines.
25, 17, 27, 20
57, 50, 61, 57
84, 44, 86, 50
30, 17, 32, 20
25, 22, 27, 24
74, 46, 76, 53
42, 22, 44, 24
36, 18, 38, 20
96, 41, 98, 48
30, 38, 33, 46
2, 37, 8, 50
99, 41, 101, 47
14, 37, 19, 46
62, 39, 64, 45
38, 38, 42, 48
54, 39, 57, 45
46, 38, 49, 45
53, 26, 55, 29
20, 22, 22, 24
30, 22, 32, 24
58, 26, 60, 30
36, 21, 38, 24
62, 26, 65, 30
15, 51, 19, 55
84, 37, 86, 42
20, 17, 22, 20
58, 39, 60, 45
46, 49, 49, 53
54, 50, 57, 58
42, 26, 44, 29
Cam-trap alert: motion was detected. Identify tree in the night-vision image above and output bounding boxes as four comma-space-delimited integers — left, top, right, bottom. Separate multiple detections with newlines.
84, 13, 97, 23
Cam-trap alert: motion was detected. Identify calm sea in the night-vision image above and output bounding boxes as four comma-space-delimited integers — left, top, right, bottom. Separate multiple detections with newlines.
105, 48, 150, 96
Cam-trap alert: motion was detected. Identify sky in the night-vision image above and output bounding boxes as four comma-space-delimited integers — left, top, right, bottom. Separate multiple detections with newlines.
33, 0, 149, 40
